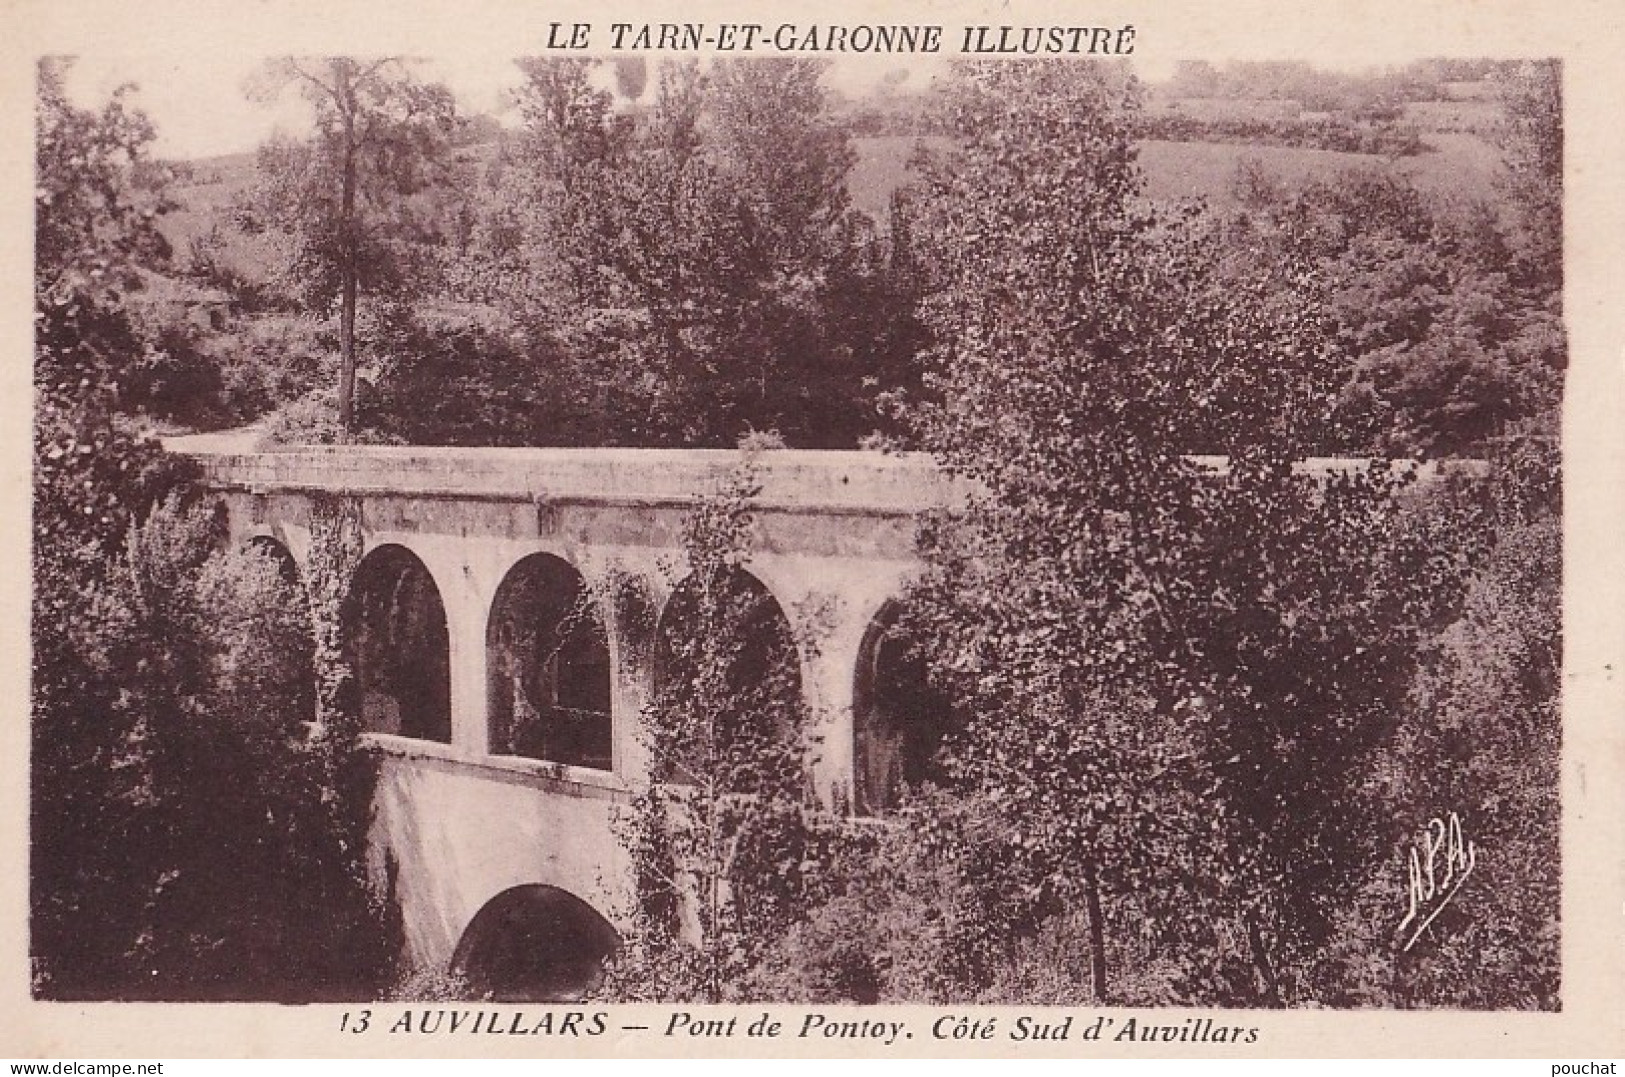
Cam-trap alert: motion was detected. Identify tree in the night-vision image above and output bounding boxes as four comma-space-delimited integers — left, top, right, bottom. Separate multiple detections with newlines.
603, 461, 834, 1002
1495, 59, 1562, 291
441, 57, 913, 448
33, 56, 180, 545
246, 58, 457, 435
613, 57, 649, 103
512, 57, 631, 181
33, 60, 189, 992
899, 60, 1466, 1004
37, 490, 389, 999
1218, 167, 1565, 456
33, 63, 388, 998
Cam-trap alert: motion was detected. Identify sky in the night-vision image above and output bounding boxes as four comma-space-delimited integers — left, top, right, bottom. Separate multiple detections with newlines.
60, 54, 986, 160
61, 55, 530, 160
47, 46, 1454, 162
32, 0, 1592, 161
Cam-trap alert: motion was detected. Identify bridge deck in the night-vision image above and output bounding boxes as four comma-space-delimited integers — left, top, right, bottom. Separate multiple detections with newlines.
184, 445, 970, 516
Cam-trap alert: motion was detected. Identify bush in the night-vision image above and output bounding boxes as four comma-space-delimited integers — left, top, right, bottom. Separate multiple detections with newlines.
33, 494, 388, 999
264, 386, 402, 447
386, 965, 485, 1002
1139, 112, 1427, 156
601, 460, 838, 1003
1382, 511, 1559, 1009
214, 313, 333, 420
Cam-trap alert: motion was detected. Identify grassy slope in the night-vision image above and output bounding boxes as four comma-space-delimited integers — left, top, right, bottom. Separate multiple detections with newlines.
850, 131, 1505, 221
1137, 135, 1505, 210
161, 86, 1510, 271
157, 151, 274, 281
847, 83, 1508, 220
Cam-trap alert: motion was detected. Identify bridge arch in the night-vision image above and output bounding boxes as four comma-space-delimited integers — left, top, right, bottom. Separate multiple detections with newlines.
234, 533, 317, 729
852, 600, 950, 815
652, 566, 806, 777
246, 533, 303, 590
348, 543, 452, 743
486, 553, 613, 771
450, 884, 620, 1001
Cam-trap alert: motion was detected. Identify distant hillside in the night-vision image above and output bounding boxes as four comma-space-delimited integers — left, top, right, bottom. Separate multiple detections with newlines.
845, 77, 1510, 222
849, 131, 1506, 223
158, 151, 274, 282
1136, 135, 1505, 210
159, 80, 1511, 266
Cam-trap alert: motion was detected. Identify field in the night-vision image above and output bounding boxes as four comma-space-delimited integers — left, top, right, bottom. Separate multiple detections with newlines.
165, 84, 1511, 259
848, 130, 1506, 221
1136, 135, 1505, 210
1403, 98, 1503, 134
845, 78, 1509, 220
158, 151, 278, 283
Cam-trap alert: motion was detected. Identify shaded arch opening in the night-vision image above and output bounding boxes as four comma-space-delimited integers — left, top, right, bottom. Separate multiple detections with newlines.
450, 885, 620, 1002
852, 601, 950, 815
652, 566, 805, 785
347, 544, 451, 743
241, 534, 316, 729
246, 534, 302, 591
486, 554, 612, 770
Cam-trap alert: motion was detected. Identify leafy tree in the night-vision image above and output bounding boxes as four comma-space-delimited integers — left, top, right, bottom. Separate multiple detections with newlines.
35, 60, 171, 289
1219, 168, 1565, 456
442, 57, 914, 448
360, 302, 561, 445
37, 491, 389, 999
512, 56, 631, 179
1495, 59, 1562, 291
899, 60, 1467, 1004
33, 57, 180, 546
245, 58, 458, 435
744, 782, 1150, 1004
33, 63, 388, 998
32, 59, 189, 992
613, 57, 649, 103
603, 461, 834, 1002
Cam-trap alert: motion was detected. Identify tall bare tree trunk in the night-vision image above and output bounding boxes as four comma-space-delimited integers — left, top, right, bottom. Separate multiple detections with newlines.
1245, 911, 1282, 1006
1084, 859, 1109, 1002
339, 268, 356, 438
338, 107, 358, 440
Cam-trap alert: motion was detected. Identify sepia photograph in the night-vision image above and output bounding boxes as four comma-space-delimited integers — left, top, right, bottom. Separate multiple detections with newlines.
8, 0, 1625, 1060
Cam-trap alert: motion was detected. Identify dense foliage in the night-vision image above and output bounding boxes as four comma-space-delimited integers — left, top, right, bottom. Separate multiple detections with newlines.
32, 60, 387, 1000
427, 57, 917, 448
602, 462, 841, 1001
877, 60, 1478, 1005
1219, 166, 1562, 457
37, 496, 387, 999
35, 54, 1564, 1009
128, 56, 1559, 459
1139, 111, 1426, 157
721, 60, 1557, 1009
1325, 441, 1561, 1009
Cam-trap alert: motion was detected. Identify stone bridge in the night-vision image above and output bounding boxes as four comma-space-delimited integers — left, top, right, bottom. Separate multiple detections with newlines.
185, 445, 963, 995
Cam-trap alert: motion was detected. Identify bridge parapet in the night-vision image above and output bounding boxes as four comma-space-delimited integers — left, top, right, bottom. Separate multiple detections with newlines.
189, 445, 969, 515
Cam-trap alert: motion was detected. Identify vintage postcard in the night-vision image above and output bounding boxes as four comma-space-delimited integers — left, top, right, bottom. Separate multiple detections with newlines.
3, 0, 1623, 1060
